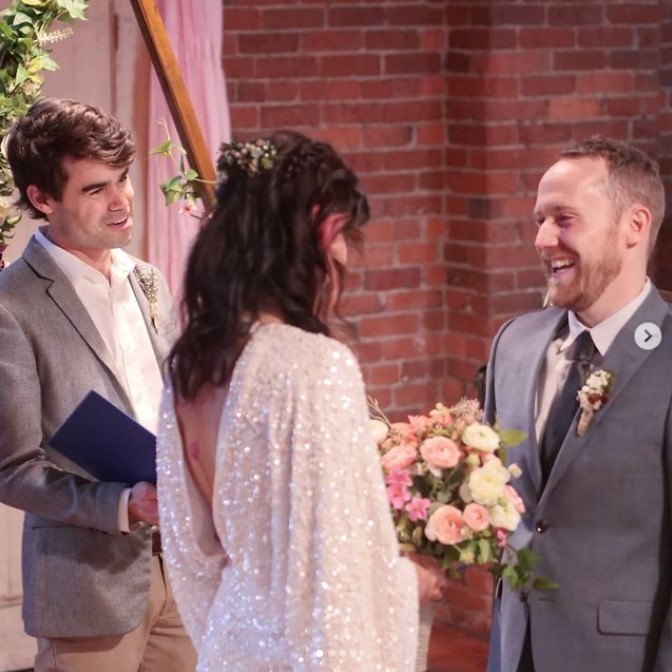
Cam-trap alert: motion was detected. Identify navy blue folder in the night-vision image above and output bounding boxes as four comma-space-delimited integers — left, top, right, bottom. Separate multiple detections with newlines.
50, 390, 157, 485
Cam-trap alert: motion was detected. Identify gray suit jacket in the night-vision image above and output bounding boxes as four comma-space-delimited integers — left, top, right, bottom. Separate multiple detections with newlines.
0, 236, 176, 638
485, 288, 672, 672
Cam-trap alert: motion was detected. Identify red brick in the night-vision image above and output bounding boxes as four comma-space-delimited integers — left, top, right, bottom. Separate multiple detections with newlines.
607, 3, 662, 25
323, 103, 383, 125
548, 4, 604, 25
473, 50, 551, 75
260, 104, 320, 128
421, 27, 447, 52
417, 120, 446, 145
450, 28, 517, 50
519, 27, 575, 49
547, 97, 602, 122
386, 5, 446, 27
360, 77, 422, 100
554, 50, 607, 71
224, 7, 261, 31
340, 293, 384, 316
238, 33, 299, 54
383, 53, 441, 75
229, 106, 259, 130
608, 49, 659, 70
380, 194, 443, 217
382, 100, 443, 124
576, 70, 636, 95
362, 125, 413, 148
365, 29, 420, 51
365, 268, 421, 291
300, 79, 360, 101
328, 6, 386, 27
521, 74, 576, 97
323, 54, 382, 77
419, 74, 448, 96
383, 148, 443, 171
262, 8, 325, 30
387, 289, 444, 311
254, 56, 319, 78
448, 75, 519, 99
492, 4, 546, 25
360, 313, 420, 338
369, 363, 401, 386
300, 30, 363, 53
577, 26, 635, 49
401, 357, 446, 381
224, 57, 255, 79
362, 172, 417, 195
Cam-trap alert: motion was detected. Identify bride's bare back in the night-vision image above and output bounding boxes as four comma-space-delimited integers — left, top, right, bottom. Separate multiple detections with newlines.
174, 383, 228, 506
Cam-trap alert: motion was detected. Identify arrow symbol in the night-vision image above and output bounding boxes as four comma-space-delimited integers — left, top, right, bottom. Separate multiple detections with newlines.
644, 330, 653, 342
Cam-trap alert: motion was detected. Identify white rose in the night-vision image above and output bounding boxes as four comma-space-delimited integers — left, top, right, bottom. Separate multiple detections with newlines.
488, 502, 521, 531
462, 424, 500, 452
468, 466, 507, 506
369, 419, 389, 445
481, 457, 511, 482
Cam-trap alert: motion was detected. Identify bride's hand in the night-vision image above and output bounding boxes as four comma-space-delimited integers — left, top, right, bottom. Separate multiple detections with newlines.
405, 552, 448, 605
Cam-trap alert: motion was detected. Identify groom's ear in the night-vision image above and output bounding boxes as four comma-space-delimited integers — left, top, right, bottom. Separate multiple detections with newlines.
26, 185, 56, 217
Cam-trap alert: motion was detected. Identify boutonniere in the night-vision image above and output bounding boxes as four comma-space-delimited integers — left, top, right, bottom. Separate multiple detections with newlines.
134, 266, 159, 333
576, 369, 615, 436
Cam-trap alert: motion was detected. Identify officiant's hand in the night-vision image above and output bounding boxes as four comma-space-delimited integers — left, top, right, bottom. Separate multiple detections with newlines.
407, 552, 448, 605
128, 481, 159, 526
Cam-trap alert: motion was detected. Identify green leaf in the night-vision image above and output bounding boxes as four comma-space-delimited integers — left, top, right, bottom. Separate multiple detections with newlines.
11, 12, 33, 27
20, 0, 48, 7
532, 577, 559, 591
55, 0, 88, 21
149, 139, 175, 157
477, 538, 493, 563
499, 429, 528, 448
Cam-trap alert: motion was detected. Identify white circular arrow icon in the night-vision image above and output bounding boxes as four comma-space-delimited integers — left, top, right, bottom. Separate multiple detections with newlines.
634, 322, 662, 351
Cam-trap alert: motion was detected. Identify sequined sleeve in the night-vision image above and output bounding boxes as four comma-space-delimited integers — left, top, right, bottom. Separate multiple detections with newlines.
157, 384, 228, 646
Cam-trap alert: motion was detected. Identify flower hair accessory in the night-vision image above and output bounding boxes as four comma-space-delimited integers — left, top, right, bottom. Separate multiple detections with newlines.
217, 139, 277, 184
576, 369, 614, 436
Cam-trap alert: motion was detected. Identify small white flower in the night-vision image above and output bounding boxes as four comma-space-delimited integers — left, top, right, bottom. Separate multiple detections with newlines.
369, 419, 389, 445
488, 501, 521, 532
508, 463, 522, 479
462, 423, 500, 452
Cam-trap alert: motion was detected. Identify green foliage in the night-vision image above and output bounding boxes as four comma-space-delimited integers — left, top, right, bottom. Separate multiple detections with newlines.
150, 120, 209, 215
0, 0, 88, 264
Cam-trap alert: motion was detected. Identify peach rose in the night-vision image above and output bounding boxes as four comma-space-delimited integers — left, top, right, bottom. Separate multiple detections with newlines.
463, 502, 490, 532
424, 504, 465, 545
503, 484, 525, 514
420, 436, 461, 471
380, 442, 417, 471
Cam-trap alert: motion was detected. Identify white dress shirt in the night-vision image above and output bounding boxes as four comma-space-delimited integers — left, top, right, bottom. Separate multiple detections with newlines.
535, 279, 652, 441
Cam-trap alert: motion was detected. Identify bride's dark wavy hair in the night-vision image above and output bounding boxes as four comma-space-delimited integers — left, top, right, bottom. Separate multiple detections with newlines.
169, 129, 370, 401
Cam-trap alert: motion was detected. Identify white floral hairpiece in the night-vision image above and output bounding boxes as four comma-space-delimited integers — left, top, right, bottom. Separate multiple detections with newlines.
217, 139, 277, 186
576, 368, 614, 436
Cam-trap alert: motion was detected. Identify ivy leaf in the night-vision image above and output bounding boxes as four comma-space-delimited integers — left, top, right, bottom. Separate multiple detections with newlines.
499, 429, 527, 448
150, 139, 174, 157
55, 0, 88, 21
11, 11, 33, 26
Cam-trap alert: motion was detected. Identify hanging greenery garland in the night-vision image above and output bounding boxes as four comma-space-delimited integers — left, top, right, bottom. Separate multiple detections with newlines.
0, 0, 88, 269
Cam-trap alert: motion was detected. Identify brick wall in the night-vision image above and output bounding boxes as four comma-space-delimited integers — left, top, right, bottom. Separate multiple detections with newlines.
223, 0, 672, 656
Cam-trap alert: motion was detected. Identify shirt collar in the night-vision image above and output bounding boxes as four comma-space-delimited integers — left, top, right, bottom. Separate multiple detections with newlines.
35, 227, 135, 284
561, 279, 652, 357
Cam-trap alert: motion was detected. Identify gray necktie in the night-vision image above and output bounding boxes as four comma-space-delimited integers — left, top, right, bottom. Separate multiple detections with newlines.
541, 330, 597, 482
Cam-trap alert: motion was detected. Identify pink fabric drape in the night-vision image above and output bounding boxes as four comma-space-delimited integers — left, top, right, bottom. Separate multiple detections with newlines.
146, 0, 230, 297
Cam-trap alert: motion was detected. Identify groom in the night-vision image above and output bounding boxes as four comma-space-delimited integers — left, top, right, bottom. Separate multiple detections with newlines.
485, 137, 672, 672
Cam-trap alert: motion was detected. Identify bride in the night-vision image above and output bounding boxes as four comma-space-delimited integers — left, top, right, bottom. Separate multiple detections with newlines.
156, 130, 445, 671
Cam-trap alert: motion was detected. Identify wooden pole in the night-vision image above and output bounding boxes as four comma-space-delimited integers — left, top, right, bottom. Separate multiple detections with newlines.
128, 0, 216, 209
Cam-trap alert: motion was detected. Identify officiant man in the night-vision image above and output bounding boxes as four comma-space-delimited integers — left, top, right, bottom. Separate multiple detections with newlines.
0, 98, 195, 671
485, 137, 672, 672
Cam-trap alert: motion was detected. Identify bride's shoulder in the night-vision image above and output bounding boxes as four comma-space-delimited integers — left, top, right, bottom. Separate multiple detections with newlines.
246, 323, 361, 381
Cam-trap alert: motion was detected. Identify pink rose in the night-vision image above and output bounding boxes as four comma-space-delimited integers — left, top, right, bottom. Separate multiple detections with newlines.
381, 442, 417, 471
420, 436, 461, 471
504, 484, 525, 514
408, 414, 431, 434
391, 422, 415, 442
425, 504, 465, 546
463, 502, 490, 532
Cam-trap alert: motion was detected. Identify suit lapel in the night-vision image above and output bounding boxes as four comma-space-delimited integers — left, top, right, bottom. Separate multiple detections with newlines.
541, 288, 670, 501
22, 237, 133, 408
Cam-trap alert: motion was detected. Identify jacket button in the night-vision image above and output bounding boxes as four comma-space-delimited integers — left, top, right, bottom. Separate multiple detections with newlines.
535, 519, 549, 533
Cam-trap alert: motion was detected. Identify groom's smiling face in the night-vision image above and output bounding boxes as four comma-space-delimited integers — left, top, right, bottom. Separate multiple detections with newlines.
533, 156, 628, 322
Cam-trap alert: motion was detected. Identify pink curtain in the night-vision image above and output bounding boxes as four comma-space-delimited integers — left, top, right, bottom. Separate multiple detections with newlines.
146, 0, 230, 297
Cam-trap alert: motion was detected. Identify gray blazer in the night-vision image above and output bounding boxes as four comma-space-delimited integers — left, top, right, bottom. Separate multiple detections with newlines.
485, 288, 672, 672
0, 236, 176, 638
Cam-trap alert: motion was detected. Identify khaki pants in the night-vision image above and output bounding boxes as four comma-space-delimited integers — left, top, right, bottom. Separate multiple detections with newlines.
35, 554, 196, 672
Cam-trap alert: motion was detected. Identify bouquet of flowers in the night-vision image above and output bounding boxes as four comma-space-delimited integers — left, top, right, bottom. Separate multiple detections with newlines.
371, 397, 549, 590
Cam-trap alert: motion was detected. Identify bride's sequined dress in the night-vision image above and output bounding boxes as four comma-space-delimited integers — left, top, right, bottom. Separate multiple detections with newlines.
157, 323, 418, 671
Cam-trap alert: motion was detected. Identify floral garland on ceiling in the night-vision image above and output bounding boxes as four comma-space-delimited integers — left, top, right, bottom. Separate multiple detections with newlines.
0, 0, 88, 270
